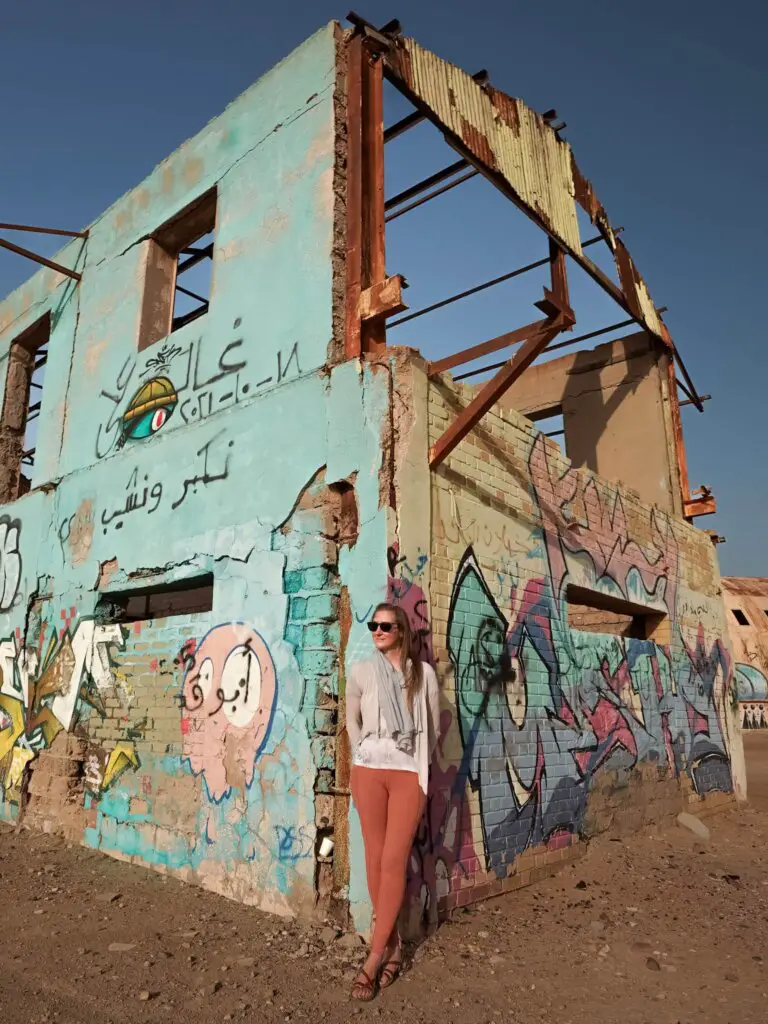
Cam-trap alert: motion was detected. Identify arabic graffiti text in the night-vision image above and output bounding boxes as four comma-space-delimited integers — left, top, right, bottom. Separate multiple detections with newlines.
95, 323, 302, 456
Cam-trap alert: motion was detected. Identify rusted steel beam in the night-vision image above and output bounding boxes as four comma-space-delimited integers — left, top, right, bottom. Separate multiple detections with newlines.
665, 354, 691, 517
360, 46, 387, 357
454, 308, 671, 381
344, 34, 364, 360
388, 234, 604, 331
385, 168, 479, 222
346, 11, 397, 50
177, 242, 213, 276
675, 375, 696, 404
679, 393, 711, 409
549, 241, 570, 310
384, 109, 424, 143
385, 159, 469, 212
429, 318, 549, 376
0, 222, 87, 239
382, 64, 678, 350
535, 242, 571, 320
429, 316, 570, 469
0, 236, 81, 281
668, 339, 704, 412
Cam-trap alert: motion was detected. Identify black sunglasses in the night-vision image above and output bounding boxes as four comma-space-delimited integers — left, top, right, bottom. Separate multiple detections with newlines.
367, 620, 397, 633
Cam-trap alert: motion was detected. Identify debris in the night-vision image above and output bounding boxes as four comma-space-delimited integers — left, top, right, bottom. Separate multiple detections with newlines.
676, 813, 710, 841
96, 892, 122, 903
108, 942, 136, 952
336, 932, 365, 950
320, 926, 339, 945
138, 990, 153, 1002
646, 957, 661, 972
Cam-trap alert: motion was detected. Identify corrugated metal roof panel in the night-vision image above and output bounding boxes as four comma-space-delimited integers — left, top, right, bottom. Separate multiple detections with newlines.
395, 37, 583, 256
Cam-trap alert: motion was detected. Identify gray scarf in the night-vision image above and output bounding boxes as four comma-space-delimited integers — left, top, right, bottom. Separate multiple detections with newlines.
373, 650, 415, 753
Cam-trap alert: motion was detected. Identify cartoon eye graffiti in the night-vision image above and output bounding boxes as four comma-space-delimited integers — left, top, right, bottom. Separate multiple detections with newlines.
221, 645, 263, 728
120, 376, 178, 444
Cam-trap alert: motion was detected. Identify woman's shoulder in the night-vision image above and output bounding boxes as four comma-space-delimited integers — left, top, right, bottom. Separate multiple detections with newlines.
420, 661, 440, 689
348, 657, 374, 686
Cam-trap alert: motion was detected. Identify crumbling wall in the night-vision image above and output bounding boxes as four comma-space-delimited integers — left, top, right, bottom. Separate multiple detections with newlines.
496, 332, 682, 514
0, 23, 397, 923
391, 357, 744, 929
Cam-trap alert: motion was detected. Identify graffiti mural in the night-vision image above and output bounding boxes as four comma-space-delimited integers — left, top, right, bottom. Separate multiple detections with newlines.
95, 323, 302, 457
0, 615, 139, 805
180, 623, 278, 802
443, 434, 733, 876
0, 516, 21, 613
407, 708, 482, 931
120, 376, 178, 446
735, 663, 768, 729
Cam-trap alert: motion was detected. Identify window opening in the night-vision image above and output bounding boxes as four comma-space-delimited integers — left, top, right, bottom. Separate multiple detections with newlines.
138, 189, 216, 351
529, 407, 566, 457
732, 609, 749, 626
567, 585, 665, 640
96, 574, 214, 624
0, 313, 51, 499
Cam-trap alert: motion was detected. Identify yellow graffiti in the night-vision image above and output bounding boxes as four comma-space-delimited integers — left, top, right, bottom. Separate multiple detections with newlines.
5, 748, 33, 802
103, 742, 141, 792
0, 694, 25, 760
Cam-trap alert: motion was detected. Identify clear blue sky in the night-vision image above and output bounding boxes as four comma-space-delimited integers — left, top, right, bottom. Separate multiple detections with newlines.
2, 0, 765, 576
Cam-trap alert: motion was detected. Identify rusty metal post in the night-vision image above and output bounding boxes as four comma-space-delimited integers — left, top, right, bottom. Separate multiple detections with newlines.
665, 354, 691, 516
360, 48, 387, 357
344, 35, 364, 360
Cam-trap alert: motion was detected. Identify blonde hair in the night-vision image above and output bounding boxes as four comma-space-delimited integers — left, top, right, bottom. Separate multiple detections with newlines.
373, 602, 424, 709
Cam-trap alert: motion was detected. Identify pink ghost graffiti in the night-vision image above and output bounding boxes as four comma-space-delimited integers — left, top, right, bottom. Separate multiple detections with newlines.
180, 624, 277, 802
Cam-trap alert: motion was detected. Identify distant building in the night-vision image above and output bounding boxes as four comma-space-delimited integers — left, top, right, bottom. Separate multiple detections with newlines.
722, 578, 768, 729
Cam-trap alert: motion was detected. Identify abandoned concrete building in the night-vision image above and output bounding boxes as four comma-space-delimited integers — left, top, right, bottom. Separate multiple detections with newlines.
0, 14, 745, 935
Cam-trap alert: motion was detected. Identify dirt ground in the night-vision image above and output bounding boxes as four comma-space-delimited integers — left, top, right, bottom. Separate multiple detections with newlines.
1, 738, 767, 1024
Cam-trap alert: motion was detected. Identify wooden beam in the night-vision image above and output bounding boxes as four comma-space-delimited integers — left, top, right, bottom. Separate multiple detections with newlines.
359, 275, 407, 321
429, 317, 569, 468
684, 497, 717, 518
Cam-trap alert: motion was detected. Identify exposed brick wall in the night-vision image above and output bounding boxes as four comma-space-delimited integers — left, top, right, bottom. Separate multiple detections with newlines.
416, 368, 738, 921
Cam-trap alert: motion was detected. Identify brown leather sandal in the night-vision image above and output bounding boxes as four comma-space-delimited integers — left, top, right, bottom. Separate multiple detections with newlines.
350, 969, 378, 1002
378, 947, 402, 989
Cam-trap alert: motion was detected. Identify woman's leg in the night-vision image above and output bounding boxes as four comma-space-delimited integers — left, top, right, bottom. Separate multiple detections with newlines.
351, 766, 389, 917
350, 766, 389, 999
370, 770, 425, 958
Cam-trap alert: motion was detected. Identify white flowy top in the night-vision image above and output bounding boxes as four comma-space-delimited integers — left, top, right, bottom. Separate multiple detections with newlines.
345, 658, 440, 795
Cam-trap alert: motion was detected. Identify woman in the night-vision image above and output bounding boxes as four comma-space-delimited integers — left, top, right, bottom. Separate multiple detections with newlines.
345, 602, 440, 1001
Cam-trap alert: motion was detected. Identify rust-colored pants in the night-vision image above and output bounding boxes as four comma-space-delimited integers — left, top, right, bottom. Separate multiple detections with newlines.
351, 765, 426, 957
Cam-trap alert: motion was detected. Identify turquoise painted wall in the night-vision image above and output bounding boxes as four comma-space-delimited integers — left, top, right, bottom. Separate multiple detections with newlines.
0, 23, 389, 917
